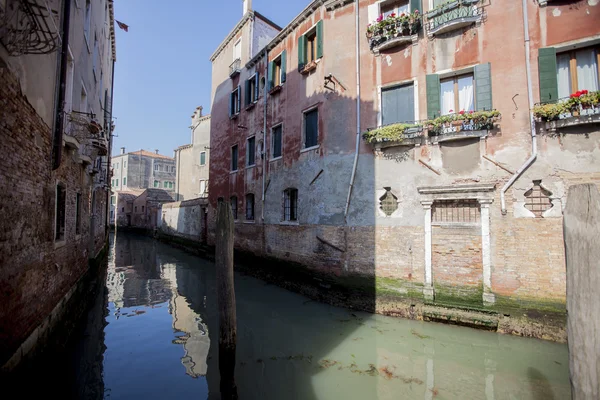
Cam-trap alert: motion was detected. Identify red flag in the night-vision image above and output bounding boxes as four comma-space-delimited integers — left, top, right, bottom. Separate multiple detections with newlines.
116, 20, 129, 32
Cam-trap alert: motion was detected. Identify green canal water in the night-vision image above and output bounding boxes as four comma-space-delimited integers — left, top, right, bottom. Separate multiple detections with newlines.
68, 232, 571, 399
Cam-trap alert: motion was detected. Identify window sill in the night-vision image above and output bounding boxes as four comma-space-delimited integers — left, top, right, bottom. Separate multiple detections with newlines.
245, 102, 257, 111
229, 113, 239, 120
279, 220, 299, 226
230, 170, 239, 174
243, 220, 256, 224
54, 239, 67, 249
270, 156, 283, 162
269, 85, 283, 95
300, 60, 318, 75
246, 164, 256, 169
300, 144, 320, 153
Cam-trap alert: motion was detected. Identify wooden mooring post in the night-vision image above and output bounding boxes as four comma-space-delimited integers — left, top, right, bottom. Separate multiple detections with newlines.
564, 184, 599, 400
216, 201, 238, 399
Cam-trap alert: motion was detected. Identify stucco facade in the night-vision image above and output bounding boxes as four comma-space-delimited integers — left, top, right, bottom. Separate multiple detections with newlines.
208, 0, 600, 316
174, 107, 211, 201
111, 148, 176, 193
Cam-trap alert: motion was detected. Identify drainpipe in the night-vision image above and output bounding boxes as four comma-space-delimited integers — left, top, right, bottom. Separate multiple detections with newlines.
261, 47, 269, 221
51, 0, 72, 170
500, 0, 537, 215
344, 0, 361, 222
105, 59, 115, 235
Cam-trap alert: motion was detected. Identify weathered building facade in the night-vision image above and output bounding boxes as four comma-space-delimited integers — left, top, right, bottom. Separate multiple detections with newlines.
1, 0, 116, 369
111, 148, 176, 193
174, 107, 211, 201
208, 0, 600, 327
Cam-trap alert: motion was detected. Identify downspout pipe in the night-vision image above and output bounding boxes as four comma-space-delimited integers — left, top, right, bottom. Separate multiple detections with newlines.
261, 47, 268, 221
105, 59, 115, 234
500, 0, 537, 215
52, 0, 72, 170
344, 0, 361, 222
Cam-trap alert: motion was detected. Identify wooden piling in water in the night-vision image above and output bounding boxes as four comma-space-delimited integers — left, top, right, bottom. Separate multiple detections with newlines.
564, 184, 599, 400
216, 201, 238, 399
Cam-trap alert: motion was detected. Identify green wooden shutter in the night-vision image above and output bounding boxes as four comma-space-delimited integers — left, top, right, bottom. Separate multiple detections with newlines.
268, 61, 274, 90
410, 0, 421, 12
298, 35, 306, 70
244, 79, 251, 106
538, 47, 558, 103
426, 74, 441, 119
236, 86, 241, 113
254, 73, 260, 101
228, 91, 233, 117
474, 63, 493, 111
281, 50, 287, 83
316, 20, 323, 59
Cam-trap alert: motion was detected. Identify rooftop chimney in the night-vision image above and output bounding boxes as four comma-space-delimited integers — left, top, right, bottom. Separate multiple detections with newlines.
155, 149, 159, 154
196, 106, 203, 117
243, 0, 252, 15
120, 147, 125, 155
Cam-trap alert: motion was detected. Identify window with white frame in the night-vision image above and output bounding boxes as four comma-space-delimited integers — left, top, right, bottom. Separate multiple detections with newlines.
233, 38, 241, 62
381, 83, 415, 125
382, 0, 409, 18
440, 74, 474, 115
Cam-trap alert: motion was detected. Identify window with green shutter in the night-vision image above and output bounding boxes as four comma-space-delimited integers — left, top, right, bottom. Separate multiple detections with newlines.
200, 151, 206, 166
538, 47, 558, 103
154, 180, 159, 188
474, 63, 493, 111
298, 20, 323, 71
426, 74, 441, 119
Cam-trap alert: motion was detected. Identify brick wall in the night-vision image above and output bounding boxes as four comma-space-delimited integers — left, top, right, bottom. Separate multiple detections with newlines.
0, 64, 107, 365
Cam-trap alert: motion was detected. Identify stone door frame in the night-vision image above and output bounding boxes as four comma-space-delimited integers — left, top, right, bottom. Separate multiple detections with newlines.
418, 184, 496, 305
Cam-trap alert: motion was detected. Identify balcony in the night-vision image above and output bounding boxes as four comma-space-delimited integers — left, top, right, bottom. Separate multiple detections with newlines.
424, 0, 483, 39
427, 110, 500, 143
65, 110, 108, 159
533, 91, 600, 134
229, 58, 241, 78
363, 122, 425, 149
367, 11, 421, 54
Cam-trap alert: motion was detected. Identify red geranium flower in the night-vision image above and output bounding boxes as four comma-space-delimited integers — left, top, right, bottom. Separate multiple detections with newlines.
390, 12, 396, 17
449, 109, 454, 113
582, 89, 589, 95
570, 94, 576, 98
459, 110, 465, 115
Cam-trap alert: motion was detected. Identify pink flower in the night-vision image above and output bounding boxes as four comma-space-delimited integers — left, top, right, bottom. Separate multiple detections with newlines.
449, 109, 454, 113
376, 14, 383, 22
390, 12, 396, 17
414, 10, 419, 14
469, 110, 474, 114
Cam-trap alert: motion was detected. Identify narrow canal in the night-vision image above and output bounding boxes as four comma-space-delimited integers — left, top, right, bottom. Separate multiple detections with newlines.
56, 232, 571, 399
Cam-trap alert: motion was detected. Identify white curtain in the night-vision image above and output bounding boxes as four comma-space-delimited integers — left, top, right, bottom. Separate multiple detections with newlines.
557, 53, 571, 99
440, 79, 455, 115
576, 48, 599, 93
458, 75, 474, 112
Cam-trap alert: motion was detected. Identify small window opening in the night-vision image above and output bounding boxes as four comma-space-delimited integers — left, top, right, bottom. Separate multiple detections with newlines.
524, 181, 553, 217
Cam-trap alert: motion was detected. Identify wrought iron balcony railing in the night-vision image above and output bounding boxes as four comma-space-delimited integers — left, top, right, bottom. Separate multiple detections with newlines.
425, 0, 483, 39
229, 58, 241, 78
0, 0, 61, 56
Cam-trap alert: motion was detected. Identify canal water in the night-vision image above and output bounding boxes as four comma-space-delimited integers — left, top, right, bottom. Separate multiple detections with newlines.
59, 232, 571, 399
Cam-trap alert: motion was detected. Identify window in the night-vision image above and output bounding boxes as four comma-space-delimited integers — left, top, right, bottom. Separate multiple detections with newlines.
432, 200, 480, 223
298, 21, 323, 70
92, 33, 98, 79
135, 206, 138, 212
200, 151, 206, 166
272, 125, 282, 158
121, 207, 124, 212
123, 161, 127, 169
303, 108, 319, 148
231, 145, 238, 171
171, 166, 175, 173
268, 51, 287, 91
382, 0, 409, 18
169, 182, 173, 189
233, 38, 241, 62
379, 188, 398, 217
123, 177, 126, 186
230, 86, 241, 116
116, 162, 119, 169
283, 188, 298, 221
200, 180, 207, 195
274, 56, 282, 86
110, 195, 115, 205
382, 83, 415, 125
164, 181, 168, 188
142, 206, 145, 213
556, 46, 599, 99
524, 181, 553, 218
154, 164, 159, 171
230, 196, 238, 220
247, 136, 256, 166
245, 193, 255, 220
84, 0, 91, 46
154, 180, 159, 188
246, 74, 260, 105
55, 183, 66, 241
440, 74, 474, 115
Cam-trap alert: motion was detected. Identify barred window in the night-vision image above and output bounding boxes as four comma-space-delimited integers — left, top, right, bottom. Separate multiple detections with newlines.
432, 199, 480, 223
245, 193, 255, 221
379, 188, 398, 217
283, 188, 298, 221
230, 196, 238, 220
524, 181, 552, 217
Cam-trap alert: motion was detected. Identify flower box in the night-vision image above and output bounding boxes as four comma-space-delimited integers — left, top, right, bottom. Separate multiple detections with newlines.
301, 61, 318, 75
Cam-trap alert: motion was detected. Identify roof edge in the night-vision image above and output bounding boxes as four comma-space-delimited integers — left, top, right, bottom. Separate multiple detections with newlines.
209, 12, 255, 62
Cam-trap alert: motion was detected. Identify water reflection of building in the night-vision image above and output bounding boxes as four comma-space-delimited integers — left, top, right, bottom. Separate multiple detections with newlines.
106, 233, 210, 377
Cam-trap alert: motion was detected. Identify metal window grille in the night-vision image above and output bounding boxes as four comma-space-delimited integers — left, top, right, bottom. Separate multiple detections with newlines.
230, 196, 238, 220
379, 189, 398, 216
245, 194, 254, 220
524, 183, 552, 218
432, 199, 480, 223
284, 189, 298, 221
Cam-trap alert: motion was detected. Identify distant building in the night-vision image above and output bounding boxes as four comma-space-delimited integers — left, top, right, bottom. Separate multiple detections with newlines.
111, 148, 176, 193
131, 189, 174, 230
174, 106, 211, 201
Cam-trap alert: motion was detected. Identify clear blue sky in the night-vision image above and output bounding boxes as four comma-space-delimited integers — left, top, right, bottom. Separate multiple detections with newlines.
111, 0, 311, 157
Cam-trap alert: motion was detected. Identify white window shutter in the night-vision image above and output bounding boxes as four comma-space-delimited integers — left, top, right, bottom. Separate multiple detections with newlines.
367, 3, 380, 24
